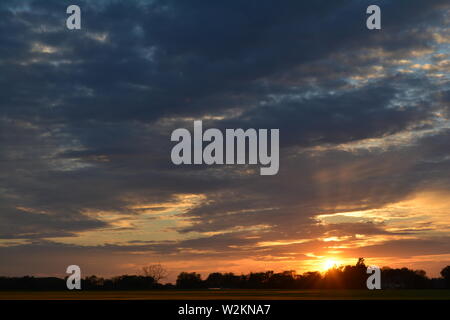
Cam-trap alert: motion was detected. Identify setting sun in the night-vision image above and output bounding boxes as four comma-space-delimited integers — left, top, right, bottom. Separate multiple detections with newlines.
322, 259, 341, 271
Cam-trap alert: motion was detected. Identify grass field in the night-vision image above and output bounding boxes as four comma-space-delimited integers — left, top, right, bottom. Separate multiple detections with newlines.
1, 290, 450, 300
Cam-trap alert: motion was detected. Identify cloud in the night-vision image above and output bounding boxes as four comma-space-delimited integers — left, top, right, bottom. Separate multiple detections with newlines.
0, 0, 450, 277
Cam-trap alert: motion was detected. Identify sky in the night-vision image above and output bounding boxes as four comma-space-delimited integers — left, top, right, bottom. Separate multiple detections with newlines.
0, 0, 450, 282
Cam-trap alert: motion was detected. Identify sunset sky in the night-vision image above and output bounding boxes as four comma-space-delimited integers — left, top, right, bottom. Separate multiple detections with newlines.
1, 0, 450, 282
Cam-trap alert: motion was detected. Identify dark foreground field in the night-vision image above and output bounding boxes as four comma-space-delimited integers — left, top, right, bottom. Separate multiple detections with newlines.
1, 290, 450, 300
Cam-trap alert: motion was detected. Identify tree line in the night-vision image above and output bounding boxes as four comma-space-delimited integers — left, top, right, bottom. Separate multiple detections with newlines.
1, 259, 450, 290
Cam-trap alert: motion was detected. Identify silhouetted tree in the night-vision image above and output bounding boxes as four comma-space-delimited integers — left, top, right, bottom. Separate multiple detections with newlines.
246, 271, 273, 289
142, 264, 168, 283
82, 275, 105, 290
1, 259, 446, 291
111, 275, 157, 290
441, 265, 450, 288
322, 266, 344, 289
267, 271, 296, 289
381, 267, 430, 289
296, 271, 322, 289
0, 276, 65, 290
176, 272, 203, 289
340, 258, 367, 289
205, 272, 223, 288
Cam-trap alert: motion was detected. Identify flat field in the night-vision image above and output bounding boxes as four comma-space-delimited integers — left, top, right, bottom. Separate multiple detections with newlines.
1, 290, 450, 300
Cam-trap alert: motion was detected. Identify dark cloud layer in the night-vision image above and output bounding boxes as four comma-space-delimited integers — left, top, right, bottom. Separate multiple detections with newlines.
0, 0, 450, 276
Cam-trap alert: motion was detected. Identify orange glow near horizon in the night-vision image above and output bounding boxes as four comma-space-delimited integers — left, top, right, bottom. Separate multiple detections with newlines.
320, 259, 342, 272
